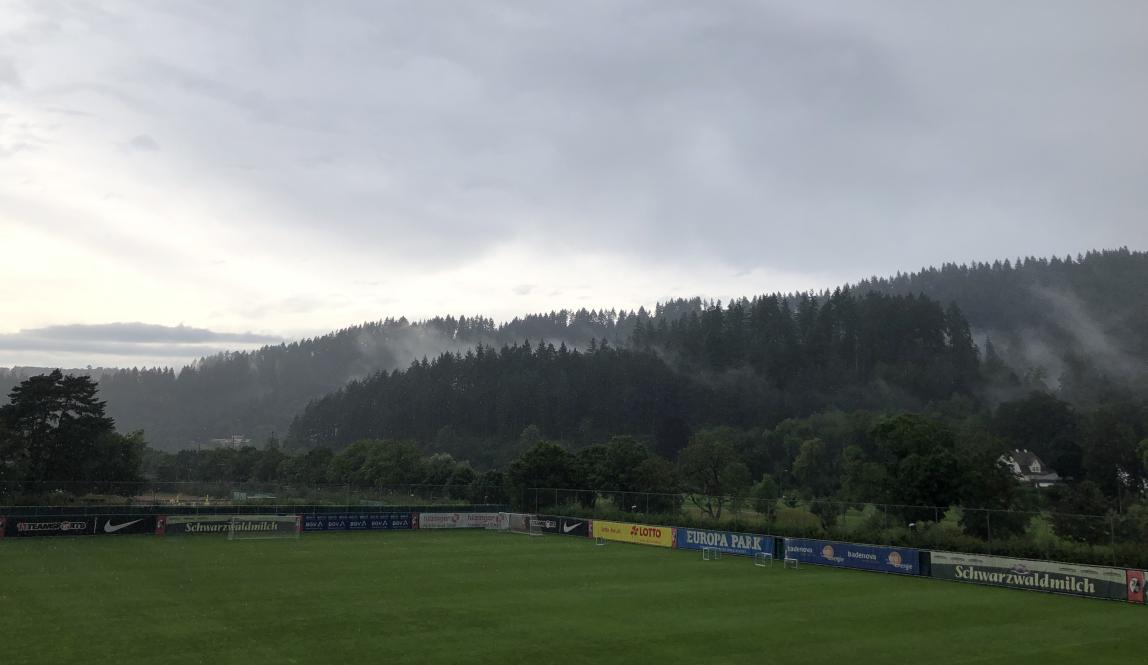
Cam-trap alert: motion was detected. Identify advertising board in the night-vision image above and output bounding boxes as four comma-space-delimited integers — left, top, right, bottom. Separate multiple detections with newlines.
1127, 570, 1145, 604
784, 538, 919, 575
93, 515, 157, 536
676, 528, 773, 557
555, 515, 590, 538
930, 551, 1126, 600
161, 514, 299, 536
3, 515, 95, 538
415, 512, 501, 529
530, 515, 560, 534
590, 520, 673, 548
302, 512, 413, 532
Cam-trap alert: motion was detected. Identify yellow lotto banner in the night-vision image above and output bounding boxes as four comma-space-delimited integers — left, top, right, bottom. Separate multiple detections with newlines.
591, 520, 674, 548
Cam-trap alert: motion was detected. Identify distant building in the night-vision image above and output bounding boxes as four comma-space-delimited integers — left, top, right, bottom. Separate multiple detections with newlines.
1000, 449, 1062, 488
209, 435, 251, 449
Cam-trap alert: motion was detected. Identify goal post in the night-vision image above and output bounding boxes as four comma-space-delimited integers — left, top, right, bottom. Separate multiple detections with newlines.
496, 512, 537, 536
227, 514, 301, 541
754, 552, 773, 567
783, 556, 800, 570
702, 546, 721, 561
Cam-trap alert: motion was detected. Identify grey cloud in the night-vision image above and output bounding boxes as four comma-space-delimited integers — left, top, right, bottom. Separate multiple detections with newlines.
0, 322, 281, 348
5, 0, 1148, 277
513, 284, 534, 296
0, 57, 21, 88
125, 134, 159, 151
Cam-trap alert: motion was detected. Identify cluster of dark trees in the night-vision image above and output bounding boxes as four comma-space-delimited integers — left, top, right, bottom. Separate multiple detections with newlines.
5, 366, 1146, 556
285, 292, 980, 463
142, 390, 1148, 548
3, 248, 1144, 452
0, 370, 143, 493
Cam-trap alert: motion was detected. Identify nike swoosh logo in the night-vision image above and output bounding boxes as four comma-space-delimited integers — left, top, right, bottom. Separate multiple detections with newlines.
562, 522, 583, 533
104, 519, 143, 533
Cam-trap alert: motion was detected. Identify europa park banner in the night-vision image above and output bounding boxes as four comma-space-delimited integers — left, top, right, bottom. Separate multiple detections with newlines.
675, 528, 773, 557
590, 520, 674, 548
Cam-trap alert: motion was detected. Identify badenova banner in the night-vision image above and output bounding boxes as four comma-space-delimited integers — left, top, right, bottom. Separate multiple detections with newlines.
590, 520, 674, 548
930, 551, 1127, 600
784, 538, 920, 575
302, 512, 413, 532
415, 512, 501, 529
675, 528, 774, 557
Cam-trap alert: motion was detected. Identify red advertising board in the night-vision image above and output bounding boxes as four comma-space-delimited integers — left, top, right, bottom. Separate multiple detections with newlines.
1128, 570, 1146, 604
155, 516, 167, 536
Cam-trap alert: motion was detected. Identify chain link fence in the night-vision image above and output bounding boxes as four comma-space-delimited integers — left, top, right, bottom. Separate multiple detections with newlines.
2, 481, 1143, 568
524, 487, 1144, 569
0, 481, 509, 509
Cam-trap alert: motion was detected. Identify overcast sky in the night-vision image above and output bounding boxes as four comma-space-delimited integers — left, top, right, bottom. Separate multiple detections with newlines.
2, 1, 1146, 368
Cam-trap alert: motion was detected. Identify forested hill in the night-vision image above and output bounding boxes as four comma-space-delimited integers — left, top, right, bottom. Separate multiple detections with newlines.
851, 247, 1148, 401
286, 293, 979, 464
0, 312, 644, 451
3, 248, 1144, 452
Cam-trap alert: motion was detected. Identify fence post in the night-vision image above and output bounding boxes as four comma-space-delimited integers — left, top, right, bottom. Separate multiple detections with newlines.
1110, 515, 1117, 567
986, 511, 992, 555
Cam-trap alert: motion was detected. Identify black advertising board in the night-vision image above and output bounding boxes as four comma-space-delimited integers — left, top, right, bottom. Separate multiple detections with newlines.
535, 515, 590, 537
3, 515, 95, 538
530, 515, 561, 534
92, 515, 158, 536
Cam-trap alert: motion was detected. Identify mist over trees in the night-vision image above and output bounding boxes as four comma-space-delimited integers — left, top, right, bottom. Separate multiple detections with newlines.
1, 248, 1145, 453
285, 292, 978, 464
853, 247, 1148, 402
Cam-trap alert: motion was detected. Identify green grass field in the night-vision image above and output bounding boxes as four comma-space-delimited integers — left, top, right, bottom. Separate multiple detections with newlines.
1, 530, 1143, 664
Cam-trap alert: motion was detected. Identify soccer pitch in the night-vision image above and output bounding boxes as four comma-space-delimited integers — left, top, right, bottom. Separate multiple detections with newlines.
1, 531, 1142, 665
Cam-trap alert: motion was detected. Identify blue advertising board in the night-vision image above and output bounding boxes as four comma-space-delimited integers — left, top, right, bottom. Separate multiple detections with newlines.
303, 512, 413, 532
784, 538, 920, 575
675, 527, 774, 557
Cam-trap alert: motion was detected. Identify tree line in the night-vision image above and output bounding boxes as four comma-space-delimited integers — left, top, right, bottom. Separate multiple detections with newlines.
4, 248, 1145, 451
285, 292, 979, 462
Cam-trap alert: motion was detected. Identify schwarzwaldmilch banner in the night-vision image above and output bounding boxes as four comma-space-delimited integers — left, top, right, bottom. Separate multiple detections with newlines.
161, 514, 298, 536
931, 551, 1127, 600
